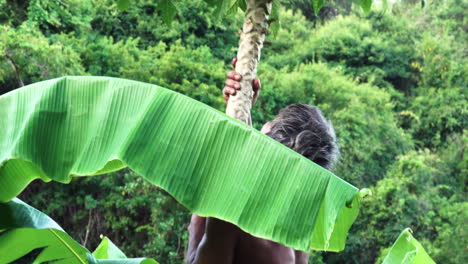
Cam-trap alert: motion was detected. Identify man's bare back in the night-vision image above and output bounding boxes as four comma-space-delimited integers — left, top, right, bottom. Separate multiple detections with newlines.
187, 216, 309, 264
235, 227, 309, 264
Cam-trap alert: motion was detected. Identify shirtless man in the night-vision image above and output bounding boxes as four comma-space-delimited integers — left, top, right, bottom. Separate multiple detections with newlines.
187, 59, 340, 264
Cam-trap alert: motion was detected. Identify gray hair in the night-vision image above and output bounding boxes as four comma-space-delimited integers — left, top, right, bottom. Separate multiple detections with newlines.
267, 104, 340, 170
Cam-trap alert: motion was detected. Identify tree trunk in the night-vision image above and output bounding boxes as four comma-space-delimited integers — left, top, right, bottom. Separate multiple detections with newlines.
225, 0, 272, 124
4, 49, 24, 88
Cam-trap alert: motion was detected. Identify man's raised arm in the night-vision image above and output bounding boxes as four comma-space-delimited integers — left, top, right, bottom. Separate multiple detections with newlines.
187, 215, 206, 263
186, 59, 261, 263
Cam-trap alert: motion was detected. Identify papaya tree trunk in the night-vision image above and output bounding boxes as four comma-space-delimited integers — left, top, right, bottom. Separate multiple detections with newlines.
225, 0, 272, 124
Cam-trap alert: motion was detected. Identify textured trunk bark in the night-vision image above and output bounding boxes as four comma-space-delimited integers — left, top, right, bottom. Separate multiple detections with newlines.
4, 50, 24, 88
225, 0, 272, 124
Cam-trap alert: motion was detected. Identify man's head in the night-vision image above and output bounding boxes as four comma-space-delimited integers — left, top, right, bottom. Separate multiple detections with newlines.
261, 104, 339, 170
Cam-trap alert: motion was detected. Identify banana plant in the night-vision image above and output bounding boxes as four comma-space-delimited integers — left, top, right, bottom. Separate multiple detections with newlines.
0, 76, 363, 252
0, 198, 159, 264
0, 199, 435, 264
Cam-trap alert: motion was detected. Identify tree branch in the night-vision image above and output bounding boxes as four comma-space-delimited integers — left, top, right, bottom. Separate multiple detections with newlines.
4, 49, 24, 87
82, 209, 93, 248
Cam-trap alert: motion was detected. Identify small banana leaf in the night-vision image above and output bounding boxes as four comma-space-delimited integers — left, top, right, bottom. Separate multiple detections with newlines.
0, 76, 361, 251
382, 228, 436, 264
93, 236, 128, 259
93, 236, 158, 264
0, 198, 158, 264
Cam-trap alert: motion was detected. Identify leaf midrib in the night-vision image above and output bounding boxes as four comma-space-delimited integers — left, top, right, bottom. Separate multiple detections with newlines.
49, 228, 86, 264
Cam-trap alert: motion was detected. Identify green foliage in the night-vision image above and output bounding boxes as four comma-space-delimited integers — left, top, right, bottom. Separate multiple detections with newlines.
20, 171, 190, 264
0, 24, 86, 93
0, 0, 464, 263
117, 0, 130, 11
262, 8, 314, 68
312, 0, 325, 14
26, 0, 94, 35
409, 88, 467, 148
115, 0, 385, 23
358, 0, 373, 13
263, 11, 420, 96
0, 198, 159, 264
0, 0, 93, 35
413, 32, 466, 89
119, 41, 226, 110
332, 144, 467, 264
432, 0, 467, 41
93, 0, 242, 60
76, 35, 226, 110
308, 251, 325, 264
396, 0, 467, 43
308, 14, 417, 91
81, 36, 142, 77
426, 200, 468, 263
0, 0, 30, 26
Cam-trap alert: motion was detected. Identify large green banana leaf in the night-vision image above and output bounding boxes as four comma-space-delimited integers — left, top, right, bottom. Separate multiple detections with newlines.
382, 228, 436, 264
0, 76, 361, 251
0, 198, 158, 264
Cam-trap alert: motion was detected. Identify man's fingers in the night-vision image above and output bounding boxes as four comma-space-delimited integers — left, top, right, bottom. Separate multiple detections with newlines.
252, 78, 261, 104
226, 71, 242, 81
223, 87, 237, 104
232, 58, 237, 69
223, 87, 237, 96
252, 78, 261, 92
225, 79, 241, 89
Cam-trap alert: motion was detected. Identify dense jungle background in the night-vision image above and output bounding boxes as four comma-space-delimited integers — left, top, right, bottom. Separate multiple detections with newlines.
0, 0, 466, 263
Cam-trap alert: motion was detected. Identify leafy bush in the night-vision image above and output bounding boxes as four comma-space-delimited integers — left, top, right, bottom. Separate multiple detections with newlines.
409, 87, 467, 148
264, 12, 419, 93
0, 24, 85, 93
90, 0, 241, 61
330, 144, 467, 264
80, 36, 142, 77
262, 8, 314, 69
412, 32, 467, 89
51, 34, 227, 110
309, 14, 418, 91
122, 41, 226, 110
26, 0, 93, 35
